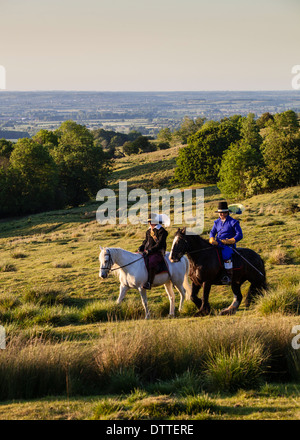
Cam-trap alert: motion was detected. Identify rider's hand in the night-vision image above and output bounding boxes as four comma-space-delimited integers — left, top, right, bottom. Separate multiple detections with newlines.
221, 238, 236, 245
209, 237, 218, 246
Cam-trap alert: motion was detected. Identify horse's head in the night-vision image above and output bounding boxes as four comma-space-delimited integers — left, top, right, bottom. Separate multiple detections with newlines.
169, 227, 188, 262
99, 246, 113, 279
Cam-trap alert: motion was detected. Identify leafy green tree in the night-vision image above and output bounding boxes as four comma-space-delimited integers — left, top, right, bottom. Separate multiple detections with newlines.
122, 141, 139, 155
261, 111, 300, 188
240, 113, 262, 148
0, 167, 25, 217
52, 121, 111, 206
156, 141, 170, 150
174, 119, 241, 184
9, 138, 59, 213
256, 112, 274, 129
132, 136, 155, 153
217, 114, 264, 198
217, 141, 264, 198
33, 129, 59, 149
174, 116, 206, 144
157, 127, 172, 143
0, 139, 14, 158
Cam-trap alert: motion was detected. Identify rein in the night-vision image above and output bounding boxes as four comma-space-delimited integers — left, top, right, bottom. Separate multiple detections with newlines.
178, 236, 265, 278
179, 236, 214, 254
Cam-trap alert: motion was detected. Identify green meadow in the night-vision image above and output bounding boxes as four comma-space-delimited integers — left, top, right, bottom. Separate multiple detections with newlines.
0, 145, 299, 420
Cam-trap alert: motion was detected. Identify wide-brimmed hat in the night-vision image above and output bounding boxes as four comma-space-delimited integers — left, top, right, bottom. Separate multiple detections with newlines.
216, 201, 229, 213
147, 213, 170, 227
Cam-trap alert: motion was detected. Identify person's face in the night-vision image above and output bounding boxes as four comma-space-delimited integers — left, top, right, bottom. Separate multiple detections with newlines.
219, 211, 228, 221
149, 222, 157, 230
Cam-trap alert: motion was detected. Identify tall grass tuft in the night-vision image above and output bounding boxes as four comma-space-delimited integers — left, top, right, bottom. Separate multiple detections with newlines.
0, 316, 299, 401
203, 340, 267, 392
0, 336, 100, 400
0, 261, 17, 272
23, 286, 70, 306
268, 246, 290, 265
255, 281, 300, 315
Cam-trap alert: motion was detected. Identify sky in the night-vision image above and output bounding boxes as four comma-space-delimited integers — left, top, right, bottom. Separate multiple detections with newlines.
0, 0, 299, 91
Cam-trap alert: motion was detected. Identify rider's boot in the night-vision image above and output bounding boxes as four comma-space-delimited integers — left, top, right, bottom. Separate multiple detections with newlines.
143, 267, 156, 290
221, 260, 233, 285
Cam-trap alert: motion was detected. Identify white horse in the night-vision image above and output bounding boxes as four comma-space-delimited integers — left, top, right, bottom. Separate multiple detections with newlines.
99, 246, 191, 319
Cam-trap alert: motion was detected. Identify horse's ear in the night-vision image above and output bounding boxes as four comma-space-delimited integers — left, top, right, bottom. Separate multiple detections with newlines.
181, 227, 186, 234
99, 245, 103, 250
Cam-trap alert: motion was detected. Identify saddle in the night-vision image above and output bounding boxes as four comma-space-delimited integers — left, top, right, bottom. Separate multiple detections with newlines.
216, 248, 243, 270
143, 253, 169, 275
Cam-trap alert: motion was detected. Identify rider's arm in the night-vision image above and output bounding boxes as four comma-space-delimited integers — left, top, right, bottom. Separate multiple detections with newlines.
138, 233, 148, 252
147, 229, 168, 254
233, 220, 243, 243
209, 220, 218, 239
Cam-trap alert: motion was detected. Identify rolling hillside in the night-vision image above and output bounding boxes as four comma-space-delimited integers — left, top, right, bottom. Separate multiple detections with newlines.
0, 146, 299, 420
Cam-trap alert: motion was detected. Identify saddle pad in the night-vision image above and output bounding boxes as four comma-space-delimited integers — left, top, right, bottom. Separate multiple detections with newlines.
216, 248, 243, 270
145, 254, 169, 274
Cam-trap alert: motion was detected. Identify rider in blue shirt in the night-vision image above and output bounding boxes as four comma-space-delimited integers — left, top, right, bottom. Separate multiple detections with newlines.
209, 201, 243, 284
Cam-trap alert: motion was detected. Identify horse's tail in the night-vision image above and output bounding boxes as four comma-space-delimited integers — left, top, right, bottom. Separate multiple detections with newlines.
182, 255, 192, 300
245, 254, 267, 307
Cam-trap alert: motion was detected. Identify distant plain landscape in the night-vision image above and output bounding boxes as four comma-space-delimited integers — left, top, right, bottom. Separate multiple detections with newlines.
1, 90, 300, 139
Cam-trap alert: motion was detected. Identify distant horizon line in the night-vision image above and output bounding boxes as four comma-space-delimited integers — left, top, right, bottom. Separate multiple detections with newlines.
0, 89, 297, 93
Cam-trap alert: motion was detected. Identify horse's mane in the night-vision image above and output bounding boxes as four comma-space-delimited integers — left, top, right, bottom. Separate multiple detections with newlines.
176, 230, 212, 248
103, 247, 143, 277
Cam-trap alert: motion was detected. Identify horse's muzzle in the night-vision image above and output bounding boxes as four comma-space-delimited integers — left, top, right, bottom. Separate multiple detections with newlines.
99, 272, 108, 279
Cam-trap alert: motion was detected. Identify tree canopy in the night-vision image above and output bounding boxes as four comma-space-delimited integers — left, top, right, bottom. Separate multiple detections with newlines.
0, 121, 112, 217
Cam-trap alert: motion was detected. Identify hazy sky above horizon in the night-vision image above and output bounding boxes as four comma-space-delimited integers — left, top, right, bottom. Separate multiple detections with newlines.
0, 0, 299, 91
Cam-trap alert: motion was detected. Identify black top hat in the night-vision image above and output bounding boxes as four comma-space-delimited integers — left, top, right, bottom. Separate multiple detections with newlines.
216, 201, 229, 213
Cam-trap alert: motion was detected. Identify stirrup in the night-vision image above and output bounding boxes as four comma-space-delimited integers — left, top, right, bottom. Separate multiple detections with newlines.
221, 275, 231, 285
142, 282, 151, 290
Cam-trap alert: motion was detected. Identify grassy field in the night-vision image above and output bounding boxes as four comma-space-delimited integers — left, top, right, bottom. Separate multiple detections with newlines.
0, 145, 299, 420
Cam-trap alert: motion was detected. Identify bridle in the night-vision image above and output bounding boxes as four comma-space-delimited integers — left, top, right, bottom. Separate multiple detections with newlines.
171, 234, 213, 261
100, 249, 144, 274
100, 249, 114, 273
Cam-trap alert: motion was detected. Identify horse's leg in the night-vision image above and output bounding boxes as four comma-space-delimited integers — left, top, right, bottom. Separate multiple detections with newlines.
196, 282, 211, 316
164, 281, 176, 316
219, 282, 242, 315
138, 287, 150, 319
244, 282, 265, 308
174, 283, 186, 312
190, 282, 202, 310
117, 284, 129, 305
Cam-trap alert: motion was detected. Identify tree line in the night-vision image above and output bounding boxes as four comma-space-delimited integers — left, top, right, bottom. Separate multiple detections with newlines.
0, 121, 111, 217
93, 128, 170, 157
172, 111, 300, 198
1, 111, 299, 218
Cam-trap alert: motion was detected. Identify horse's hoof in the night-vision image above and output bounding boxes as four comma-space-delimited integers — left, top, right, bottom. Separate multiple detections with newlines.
194, 308, 210, 317
219, 307, 237, 316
